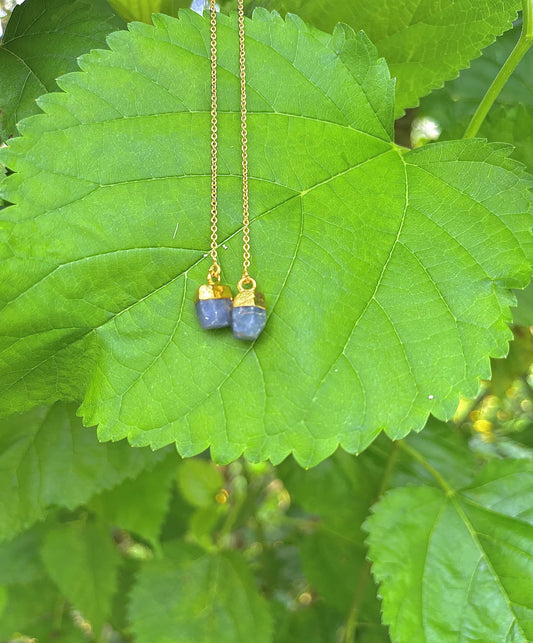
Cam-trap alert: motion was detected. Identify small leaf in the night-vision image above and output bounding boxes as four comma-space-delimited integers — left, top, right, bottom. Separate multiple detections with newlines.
89, 454, 178, 549
0, 525, 46, 585
177, 459, 225, 508
0, 403, 166, 541
0, 0, 124, 142
299, 531, 380, 619
366, 460, 533, 643
0, 578, 62, 641
246, 0, 520, 114
279, 449, 385, 538
129, 541, 273, 642
272, 601, 349, 643
1, 12, 532, 466
392, 418, 478, 489
41, 519, 121, 635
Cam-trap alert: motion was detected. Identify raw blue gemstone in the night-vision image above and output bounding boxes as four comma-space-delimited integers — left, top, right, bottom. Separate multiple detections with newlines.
195, 298, 232, 329
232, 306, 267, 341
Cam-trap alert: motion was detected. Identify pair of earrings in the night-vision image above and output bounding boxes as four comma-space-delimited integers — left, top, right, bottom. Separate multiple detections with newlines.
195, 275, 266, 341
194, 0, 266, 342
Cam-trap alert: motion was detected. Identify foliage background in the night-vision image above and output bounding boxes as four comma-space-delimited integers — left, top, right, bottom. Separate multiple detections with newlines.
0, 0, 533, 642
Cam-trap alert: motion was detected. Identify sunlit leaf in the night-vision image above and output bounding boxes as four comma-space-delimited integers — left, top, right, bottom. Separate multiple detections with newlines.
244, 0, 520, 114
366, 459, 533, 643
1, 11, 532, 466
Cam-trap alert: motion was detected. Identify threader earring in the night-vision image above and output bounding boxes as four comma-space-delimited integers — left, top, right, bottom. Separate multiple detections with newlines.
194, 0, 266, 341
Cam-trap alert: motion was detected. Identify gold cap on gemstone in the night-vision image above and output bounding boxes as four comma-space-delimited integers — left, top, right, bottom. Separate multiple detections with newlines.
195, 283, 233, 303
233, 289, 266, 309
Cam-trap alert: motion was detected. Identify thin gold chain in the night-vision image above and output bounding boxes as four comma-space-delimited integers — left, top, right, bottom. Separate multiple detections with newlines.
208, 0, 254, 289
208, 0, 220, 285
237, 0, 252, 286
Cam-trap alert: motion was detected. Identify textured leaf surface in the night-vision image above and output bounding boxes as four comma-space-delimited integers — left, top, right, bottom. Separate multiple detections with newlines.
41, 519, 121, 634
0, 403, 164, 541
366, 460, 533, 643
129, 541, 273, 642
1, 11, 532, 466
246, 0, 520, 114
0, 0, 124, 143
419, 24, 533, 330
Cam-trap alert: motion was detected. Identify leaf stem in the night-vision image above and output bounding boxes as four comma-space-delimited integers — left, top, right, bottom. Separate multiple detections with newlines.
342, 442, 400, 643
398, 440, 455, 496
464, 0, 533, 138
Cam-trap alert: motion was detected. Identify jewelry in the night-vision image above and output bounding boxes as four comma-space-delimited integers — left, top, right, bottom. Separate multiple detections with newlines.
194, 0, 266, 341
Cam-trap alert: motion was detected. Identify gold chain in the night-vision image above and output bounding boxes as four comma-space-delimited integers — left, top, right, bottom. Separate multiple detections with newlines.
208, 0, 253, 290
237, 0, 252, 287
208, 0, 220, 285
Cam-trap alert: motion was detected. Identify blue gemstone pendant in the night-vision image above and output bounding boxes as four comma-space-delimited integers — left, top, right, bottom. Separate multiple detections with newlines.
232, 285, 266, 341
195, 283, 233, 330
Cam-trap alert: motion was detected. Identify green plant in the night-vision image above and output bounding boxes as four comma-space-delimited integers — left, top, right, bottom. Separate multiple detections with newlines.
0, 0, 532, 641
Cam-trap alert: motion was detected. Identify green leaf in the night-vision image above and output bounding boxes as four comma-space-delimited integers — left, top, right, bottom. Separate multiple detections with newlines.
89, 454, 177, 549
1, 11, 532, 467
245, 0, 520, 114
299, 531, 383, 623
0, 0, 124, 143
0, 525, 46, 584
272, 601, 347, 643
280, 448, 385, 538
420, 24, 533, 168
419, 26, 533, 331
177, 459, 225, 508
129, 541, 273, 642
0, 402, 163, 542
366, 459, 533, 643
0, 578, 63, 641
108, 0, 191, 23
41, 519, 121, 635
513, 283, 533, 326
392, 418, 479, 490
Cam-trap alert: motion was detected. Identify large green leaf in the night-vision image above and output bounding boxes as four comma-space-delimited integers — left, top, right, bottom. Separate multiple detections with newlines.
0, 403, 165, 541
41, 519, 121, 635
1, 11, 532, 466
128, 541, 273, 642
419, 25, 533, 330
366, 459, 533, 643
0, 0, 124, 143
245, 0, 520, 114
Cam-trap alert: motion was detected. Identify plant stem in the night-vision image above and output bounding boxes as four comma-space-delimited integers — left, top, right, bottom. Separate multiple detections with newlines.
342, 442, 400, 643
464, 0, 533, 138
343, 560, 372, 643
398, 441, 455, 496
